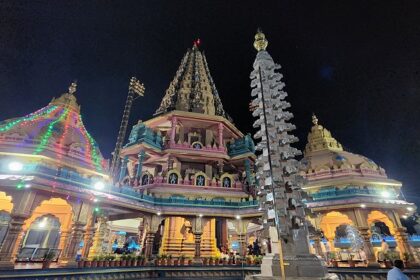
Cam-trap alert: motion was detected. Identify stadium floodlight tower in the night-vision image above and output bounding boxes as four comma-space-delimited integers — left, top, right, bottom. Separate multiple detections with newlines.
249, 30, 328, 279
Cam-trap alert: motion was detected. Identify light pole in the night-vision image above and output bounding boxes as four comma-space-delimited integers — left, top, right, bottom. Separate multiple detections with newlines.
110, 77, 145, 181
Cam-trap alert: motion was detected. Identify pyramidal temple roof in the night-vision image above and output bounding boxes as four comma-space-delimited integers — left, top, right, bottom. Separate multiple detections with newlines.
155, 40, 229, 119
0, 82, 107, 172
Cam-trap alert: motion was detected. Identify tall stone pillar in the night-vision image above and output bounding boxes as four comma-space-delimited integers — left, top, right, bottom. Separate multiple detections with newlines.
170, 116, 177, 144
0, 214, 28, 269
118, 156, 129, 182
135, 150, 146, 180
138, 219, 145, 249
82, 219, 96, 259
62, 222, 86, 266
358, 226, 377, 266
144, 232, 155, 259
312, 233, 323, 257
218, 123, 224, 149
394, 227, 413, 257
58, 231, 70, 254
194, 233, 203, 259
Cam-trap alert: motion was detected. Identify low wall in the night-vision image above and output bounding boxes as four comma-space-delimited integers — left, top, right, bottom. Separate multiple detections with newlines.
0, 266, 261, 280
329, 268, 420, 280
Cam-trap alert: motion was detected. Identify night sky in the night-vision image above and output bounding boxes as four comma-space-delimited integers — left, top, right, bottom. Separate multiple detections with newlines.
1, 1, 420, 204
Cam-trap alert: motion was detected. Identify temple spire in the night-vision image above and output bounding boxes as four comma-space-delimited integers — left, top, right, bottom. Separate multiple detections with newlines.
305, 114, 343, 154
154, 42, 228, 119
49, 81, 81, 113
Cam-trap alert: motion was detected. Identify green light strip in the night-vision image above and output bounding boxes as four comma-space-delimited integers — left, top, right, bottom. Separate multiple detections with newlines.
34, 108, 69, 154
79, 115, 103, 171
0, 106, 58, 132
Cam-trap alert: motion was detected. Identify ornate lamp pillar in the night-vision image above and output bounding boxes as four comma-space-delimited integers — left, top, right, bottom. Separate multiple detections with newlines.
118, 156, 129, 182
135, 150, 146, 179
394, 227, 414, 258
192, 216, 203, 264
62, 221, 86, 267
170, 116, 177, 145
0, 214, 28, 269
88, 217, 109, 258
357, 226, 377, 266
144, 231, 156, 258
218, 123, 224, 150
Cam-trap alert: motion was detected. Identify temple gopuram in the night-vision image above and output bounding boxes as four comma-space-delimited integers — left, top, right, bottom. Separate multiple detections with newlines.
304, 115, 418, 266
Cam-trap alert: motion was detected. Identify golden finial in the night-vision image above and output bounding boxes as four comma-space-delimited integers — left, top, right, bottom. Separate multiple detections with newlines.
254, 29, 268, 51
68, 81, 77, 95
312, 114, 318, 126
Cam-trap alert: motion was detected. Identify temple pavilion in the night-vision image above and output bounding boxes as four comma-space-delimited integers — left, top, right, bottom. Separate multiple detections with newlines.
303, 115, 418, 265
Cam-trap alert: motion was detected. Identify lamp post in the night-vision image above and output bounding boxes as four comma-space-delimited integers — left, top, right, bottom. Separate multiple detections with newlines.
110, 77, 145, 181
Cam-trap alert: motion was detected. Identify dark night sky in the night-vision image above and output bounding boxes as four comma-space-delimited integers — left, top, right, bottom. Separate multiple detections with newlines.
1, 1, 420, 204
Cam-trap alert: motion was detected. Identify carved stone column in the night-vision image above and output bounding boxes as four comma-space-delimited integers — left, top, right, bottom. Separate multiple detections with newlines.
118, 156, 129, 182
357, 226, 378, 267
218, 123, 224, 150
135, 150, 146, 180
170, 116, 177, 144
0, 214, 28, 269
144, 231, 155, 259
312, 233, 323, 257
194, 232, 203, 259
138, 219, 145, 248
394, 227, 414, 258
62, 222, 86, 266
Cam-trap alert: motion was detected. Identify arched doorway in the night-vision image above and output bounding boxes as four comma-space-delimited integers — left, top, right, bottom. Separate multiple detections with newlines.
22, 215, 61, 249
320, 211, 354, 249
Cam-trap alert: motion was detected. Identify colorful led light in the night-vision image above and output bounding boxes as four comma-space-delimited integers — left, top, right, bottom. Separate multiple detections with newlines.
34, 108, 69, 154
0, 105, 58, 132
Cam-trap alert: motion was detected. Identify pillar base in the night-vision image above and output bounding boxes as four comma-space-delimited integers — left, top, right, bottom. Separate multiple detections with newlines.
0, 260, 15, 270
367, 261, 380, 268
260, 254, 328, 278
192, 257, 203, 266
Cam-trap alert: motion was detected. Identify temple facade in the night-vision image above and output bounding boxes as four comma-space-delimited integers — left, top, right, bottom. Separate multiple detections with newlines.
304, 115, 418, 265
118, 42, 260, 258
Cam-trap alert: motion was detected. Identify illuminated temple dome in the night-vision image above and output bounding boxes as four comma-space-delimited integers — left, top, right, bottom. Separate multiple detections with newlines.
303, 115, 416, 262
304, 114, 388, 180
0, 82, 107, 172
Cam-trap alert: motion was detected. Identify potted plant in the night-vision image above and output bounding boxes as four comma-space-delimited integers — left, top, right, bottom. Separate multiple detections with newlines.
222, 257, 227, 265
155, 255, 161, 266
42, 251, 56, 269
328, 252, 338, 268
254, 256, 263, 265
77, 257, 85, 268
91, 256, 98, 268
187, 257, 193, 265
179, 254, 186, 266
167, 254, 173, 266
403, 252, 413, 268
97, 255, 105, 267
202, 257, 208, 265
384, 252, 393, 268
209, 256, 214, 265
137, 255, 145, 266
120, 254, 127, 267
348, 254, 355, 268
214, 257, 220, 266
173, 256, 179, 266
161, 254, 167, 266
246, 255, 253, 266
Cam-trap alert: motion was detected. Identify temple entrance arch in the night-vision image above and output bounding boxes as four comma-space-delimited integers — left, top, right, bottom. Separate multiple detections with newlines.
367, 210, 395, 235
22, 215, 61, 249
0, 192, 13, 247
319, 211, 354, 242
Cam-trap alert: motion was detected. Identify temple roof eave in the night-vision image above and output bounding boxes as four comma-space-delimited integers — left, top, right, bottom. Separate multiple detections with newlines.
303, 176, 402, 190
144, 111, 244, 138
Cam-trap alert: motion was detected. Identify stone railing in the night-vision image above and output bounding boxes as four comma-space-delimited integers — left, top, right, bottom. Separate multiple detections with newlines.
329, 268, 420, 280
310, 188, 397, 201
